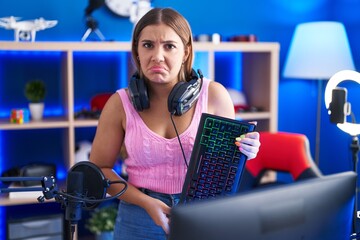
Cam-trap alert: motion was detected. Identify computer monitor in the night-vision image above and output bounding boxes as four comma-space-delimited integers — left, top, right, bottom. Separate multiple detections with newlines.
169, 171, 356, 240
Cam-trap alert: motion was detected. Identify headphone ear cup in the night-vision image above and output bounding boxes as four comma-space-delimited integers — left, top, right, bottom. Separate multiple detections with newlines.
128, 77, 141, 111
168, 68, 202, 116
136, 77, 150, 110
190, 68, 199, 81
128, 75, 149, 111
168, 81, 191, 116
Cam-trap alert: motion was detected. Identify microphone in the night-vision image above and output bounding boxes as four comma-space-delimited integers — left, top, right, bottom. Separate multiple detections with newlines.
65, 171, 84, 225
68, 161, 107, 209
0, 161, 128, 240
60, 161, 128, 239
59, 161, 128, 213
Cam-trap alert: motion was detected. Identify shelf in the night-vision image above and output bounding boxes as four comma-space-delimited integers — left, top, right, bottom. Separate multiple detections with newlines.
0, 195, 55, 206
0, 40, 279, 198
0, 40, 279, 167
235, 111, 271, 120
74, 119, 99, 127
0, 113, 270, 130
0, 41, 132, 51
0, 117, 69, 130
194, 41, 279, 52
0, 41, 278, 52
0, 40, 279, 240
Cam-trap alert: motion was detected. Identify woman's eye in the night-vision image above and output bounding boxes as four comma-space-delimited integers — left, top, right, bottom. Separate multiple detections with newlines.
165, 44, 176, 50
143, 42, 153, 48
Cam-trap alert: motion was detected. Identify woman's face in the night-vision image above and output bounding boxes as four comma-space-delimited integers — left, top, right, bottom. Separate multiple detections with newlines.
137, 23, 188, 85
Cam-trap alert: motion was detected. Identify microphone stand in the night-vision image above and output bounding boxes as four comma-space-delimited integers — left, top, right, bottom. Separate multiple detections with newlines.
0, 176, 77, 240
350, 136, 360, 239
0, 162, 128, 240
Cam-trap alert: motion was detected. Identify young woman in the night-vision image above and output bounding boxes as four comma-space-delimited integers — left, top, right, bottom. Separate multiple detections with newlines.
90, 7, 260, 240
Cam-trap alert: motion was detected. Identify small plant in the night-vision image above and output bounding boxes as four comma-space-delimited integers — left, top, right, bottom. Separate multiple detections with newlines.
24, 79, 46, 103
85, 205, 117, 235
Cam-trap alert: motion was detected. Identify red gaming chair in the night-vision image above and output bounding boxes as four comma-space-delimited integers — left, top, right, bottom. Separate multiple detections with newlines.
90, 93, 112, 111
239, 131, 322, 190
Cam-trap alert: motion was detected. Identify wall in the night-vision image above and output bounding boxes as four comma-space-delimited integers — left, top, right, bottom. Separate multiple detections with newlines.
0, 0, 360, 178
1, 0, 360, 238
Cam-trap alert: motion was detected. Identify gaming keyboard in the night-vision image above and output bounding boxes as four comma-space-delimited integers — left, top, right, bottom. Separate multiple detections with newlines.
179, 113, 256, 204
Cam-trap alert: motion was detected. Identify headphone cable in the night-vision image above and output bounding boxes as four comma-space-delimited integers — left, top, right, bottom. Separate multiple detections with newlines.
169, 68, 203, 169
170, 113, 189, 168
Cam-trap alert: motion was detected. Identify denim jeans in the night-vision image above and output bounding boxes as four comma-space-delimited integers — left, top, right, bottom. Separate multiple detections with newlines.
114, 188, 181, 240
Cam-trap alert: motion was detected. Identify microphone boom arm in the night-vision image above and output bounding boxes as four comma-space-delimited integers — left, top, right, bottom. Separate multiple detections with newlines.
0, 175, 58, 202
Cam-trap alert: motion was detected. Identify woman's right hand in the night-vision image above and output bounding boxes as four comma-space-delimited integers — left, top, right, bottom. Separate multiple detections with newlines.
143, 197, 171, 234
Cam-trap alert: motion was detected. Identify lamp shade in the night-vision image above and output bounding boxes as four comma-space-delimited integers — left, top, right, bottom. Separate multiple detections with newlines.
283, 21, 355, 79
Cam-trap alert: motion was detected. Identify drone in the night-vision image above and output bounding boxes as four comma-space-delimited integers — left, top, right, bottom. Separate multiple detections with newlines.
0, 16, 58, 42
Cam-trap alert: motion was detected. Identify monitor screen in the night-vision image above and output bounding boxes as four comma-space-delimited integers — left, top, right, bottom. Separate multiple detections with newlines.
169, 171, 356, 240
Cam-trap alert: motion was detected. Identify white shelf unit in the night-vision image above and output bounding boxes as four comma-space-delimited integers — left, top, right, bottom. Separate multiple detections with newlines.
0, 41, 279, 206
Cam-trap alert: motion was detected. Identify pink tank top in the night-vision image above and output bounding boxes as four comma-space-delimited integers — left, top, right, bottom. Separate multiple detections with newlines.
117, 78, 210, 194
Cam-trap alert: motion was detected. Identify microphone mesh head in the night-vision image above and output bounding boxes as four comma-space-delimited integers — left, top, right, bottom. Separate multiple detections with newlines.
66, 171, 84, 195
69, 161, 107, 209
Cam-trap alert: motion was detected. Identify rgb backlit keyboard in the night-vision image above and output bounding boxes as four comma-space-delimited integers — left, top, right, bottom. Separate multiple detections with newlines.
180, 113, 256, 204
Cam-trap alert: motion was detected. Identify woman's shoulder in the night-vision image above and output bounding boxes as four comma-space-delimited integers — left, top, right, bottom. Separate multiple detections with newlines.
100, 87, 131, 115
207, 80, 235, 117
103, 91, 125, 112
208, 80, 228, 96
97, 90, 127, 128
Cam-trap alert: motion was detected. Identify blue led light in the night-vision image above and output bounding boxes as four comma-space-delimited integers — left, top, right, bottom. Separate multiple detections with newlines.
57, 167, 67, 181
232, 52, 242, 90
194, 52, 209, 77
119, 52, 129, 88
43, 108, 63, 116
215, 52, 243, 90
0, 131, 3, 175
0, 50, 62, 57
0, 107, 64, 119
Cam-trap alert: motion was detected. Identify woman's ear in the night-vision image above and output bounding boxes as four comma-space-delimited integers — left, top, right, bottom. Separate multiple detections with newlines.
183, 45, 190, 63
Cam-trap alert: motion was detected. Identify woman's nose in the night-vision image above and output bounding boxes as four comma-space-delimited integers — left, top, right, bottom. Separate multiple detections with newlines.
152, 48, 165, 63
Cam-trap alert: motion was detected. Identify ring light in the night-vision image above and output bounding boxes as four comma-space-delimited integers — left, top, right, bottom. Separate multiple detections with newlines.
324, 70, 360, 136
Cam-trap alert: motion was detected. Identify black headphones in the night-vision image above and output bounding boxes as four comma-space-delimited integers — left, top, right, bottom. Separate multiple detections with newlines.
128, 68, 203, 116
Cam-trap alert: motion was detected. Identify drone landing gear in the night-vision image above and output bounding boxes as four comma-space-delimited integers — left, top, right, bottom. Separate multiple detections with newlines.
81, 16, 105, 42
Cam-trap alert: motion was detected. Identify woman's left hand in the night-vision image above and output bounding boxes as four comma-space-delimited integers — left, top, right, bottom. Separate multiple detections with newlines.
235, 131, 260, 160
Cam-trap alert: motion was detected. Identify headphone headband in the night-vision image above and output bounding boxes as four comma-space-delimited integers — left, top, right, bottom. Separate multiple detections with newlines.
128, 68, 203, 115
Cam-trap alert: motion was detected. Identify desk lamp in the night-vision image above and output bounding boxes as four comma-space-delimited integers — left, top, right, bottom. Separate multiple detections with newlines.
283, 21, 355, 165
325, 69, 360, 239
